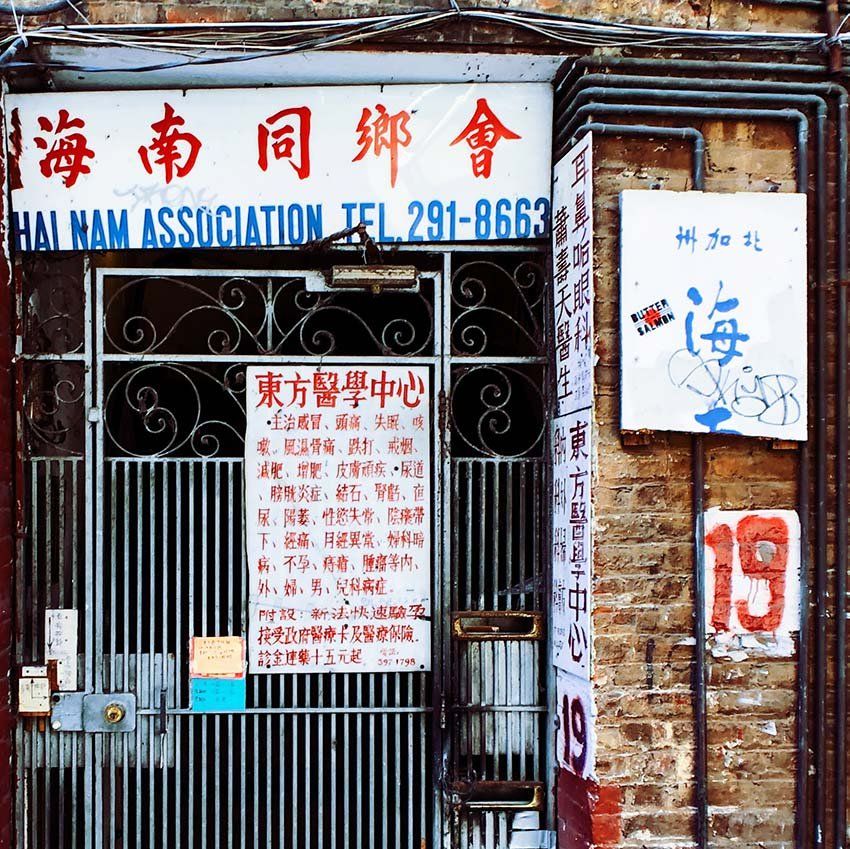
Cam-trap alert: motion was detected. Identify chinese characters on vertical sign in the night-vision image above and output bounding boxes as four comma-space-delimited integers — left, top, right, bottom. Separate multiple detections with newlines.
550, 134, 596, 779
7, 85, 552, 250
245, 365, 432, 674
619, 191, 807, 440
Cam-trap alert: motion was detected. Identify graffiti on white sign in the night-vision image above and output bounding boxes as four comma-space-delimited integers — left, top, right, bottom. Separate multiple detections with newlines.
7, 85, 552, 250
245, 364, 432, 674
620, 191, 807, 440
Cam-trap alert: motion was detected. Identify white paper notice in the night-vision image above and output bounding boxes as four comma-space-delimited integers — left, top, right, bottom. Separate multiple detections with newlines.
45, 609, 78, 691
245, 364, 432, 674
551, 135, 595, 678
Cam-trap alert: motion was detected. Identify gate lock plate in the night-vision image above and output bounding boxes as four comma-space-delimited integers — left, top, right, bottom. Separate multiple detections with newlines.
51, 692, 136, 733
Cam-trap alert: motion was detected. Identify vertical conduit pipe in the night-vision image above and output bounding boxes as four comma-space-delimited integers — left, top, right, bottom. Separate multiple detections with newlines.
558, 84, 815, 849
558, 59, 847, 849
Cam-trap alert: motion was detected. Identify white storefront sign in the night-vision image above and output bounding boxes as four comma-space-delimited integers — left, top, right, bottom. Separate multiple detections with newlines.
620, 191, 807, 440
245, 364, 431, 674
6, 84, 552, 251
551, 134, 594, 679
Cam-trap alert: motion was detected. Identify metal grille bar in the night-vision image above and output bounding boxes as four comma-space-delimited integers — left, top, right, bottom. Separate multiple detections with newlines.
15, 249, 551, 849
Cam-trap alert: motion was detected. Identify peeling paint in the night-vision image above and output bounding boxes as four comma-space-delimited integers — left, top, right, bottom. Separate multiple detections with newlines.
7, 108, 21, 192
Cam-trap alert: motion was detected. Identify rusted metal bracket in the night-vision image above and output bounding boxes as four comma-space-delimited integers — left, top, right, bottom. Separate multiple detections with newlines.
451, 610, 543, 640
449, 780, 543, 811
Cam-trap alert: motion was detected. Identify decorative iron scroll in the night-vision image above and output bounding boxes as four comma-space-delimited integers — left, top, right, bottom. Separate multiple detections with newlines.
20, 256, 86, 355
449, 365, 546, 458
22, 362, 85, 456
450, 259, 545, 357
104, 363, 247, 458
104, 274, 434, 357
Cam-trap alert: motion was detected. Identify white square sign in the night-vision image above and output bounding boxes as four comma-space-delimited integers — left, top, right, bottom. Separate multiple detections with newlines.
620, 191, 807, 440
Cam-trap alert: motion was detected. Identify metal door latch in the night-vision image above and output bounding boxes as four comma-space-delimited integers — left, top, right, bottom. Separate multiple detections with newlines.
50, 692, 136, 732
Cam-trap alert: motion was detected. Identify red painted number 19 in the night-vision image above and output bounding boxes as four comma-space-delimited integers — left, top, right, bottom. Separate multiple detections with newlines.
705, 516, 789, 633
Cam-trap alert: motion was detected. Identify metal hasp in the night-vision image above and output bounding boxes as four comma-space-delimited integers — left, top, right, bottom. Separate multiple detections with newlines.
329, 264, 420, 292
50, 692, 136, 733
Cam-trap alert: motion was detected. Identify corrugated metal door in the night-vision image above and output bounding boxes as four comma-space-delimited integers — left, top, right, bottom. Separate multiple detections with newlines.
13, 247, 551, 849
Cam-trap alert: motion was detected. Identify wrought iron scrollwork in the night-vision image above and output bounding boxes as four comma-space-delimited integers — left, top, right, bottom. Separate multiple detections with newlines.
105, 276, 268, 356
272, 285, 433, 357
21, 256, 86, 355
449, 365, 546, 458
104, 363, 246, 458
104, 274, 434, 357
22, 362, 85, 456
450, 260, 545, 357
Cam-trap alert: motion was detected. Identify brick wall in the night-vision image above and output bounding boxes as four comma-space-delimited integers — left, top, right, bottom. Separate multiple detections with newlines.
590, 124, 801, 848
2, 0, 843, 846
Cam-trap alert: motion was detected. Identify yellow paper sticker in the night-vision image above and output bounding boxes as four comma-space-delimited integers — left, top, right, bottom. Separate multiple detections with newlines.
189, 636, 245, 679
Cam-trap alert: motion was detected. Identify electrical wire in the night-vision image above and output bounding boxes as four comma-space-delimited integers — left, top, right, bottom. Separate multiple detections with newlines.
0, 6, 842, 73
0, 0, 70, 14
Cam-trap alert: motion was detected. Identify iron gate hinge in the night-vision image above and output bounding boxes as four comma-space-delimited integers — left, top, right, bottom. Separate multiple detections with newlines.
437, 389, 448, 452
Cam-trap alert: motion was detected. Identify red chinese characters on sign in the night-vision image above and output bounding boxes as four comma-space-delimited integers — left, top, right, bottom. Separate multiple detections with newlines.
138, 103, 202, 184
258, 107, 311, 180
353, 104, 412, 188
34, 110, 95, 189
451, 98, 520, 179
246, 365, 431, 674
255, 368, 426, 411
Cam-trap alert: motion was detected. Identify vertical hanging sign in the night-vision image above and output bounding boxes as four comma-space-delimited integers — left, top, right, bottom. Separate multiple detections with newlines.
551, 134, 594, 682
245, 364, 432, 674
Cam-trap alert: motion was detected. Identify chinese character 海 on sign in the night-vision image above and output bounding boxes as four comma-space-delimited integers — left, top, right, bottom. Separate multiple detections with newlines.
619, 191, 807, 441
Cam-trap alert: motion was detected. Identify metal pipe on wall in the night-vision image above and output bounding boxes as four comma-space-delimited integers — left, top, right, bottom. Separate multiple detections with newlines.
559, 57, 849, 849
558, 75, 817, 849
571, 118, 707, 849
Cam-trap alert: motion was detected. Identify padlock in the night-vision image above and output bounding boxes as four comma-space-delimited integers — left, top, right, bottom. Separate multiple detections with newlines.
103, 702, 126, 725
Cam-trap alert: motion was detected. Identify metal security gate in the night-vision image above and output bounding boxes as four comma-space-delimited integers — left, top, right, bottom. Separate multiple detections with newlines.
14, 246, 551, 849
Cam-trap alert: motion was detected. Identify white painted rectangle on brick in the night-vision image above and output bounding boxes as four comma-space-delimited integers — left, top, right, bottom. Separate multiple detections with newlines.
704, 507, 801, 657
620, 191, 807, 440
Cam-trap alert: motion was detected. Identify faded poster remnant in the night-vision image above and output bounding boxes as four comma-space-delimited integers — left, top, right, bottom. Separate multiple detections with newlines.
704, 508, 801, 657
551, 134, 595, 680
620, 191, 807, 440
245, 364, 432, 674
189, 636, 245, 679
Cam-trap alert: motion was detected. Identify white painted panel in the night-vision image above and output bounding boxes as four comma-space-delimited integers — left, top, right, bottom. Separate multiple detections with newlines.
620, 191, 807, 440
